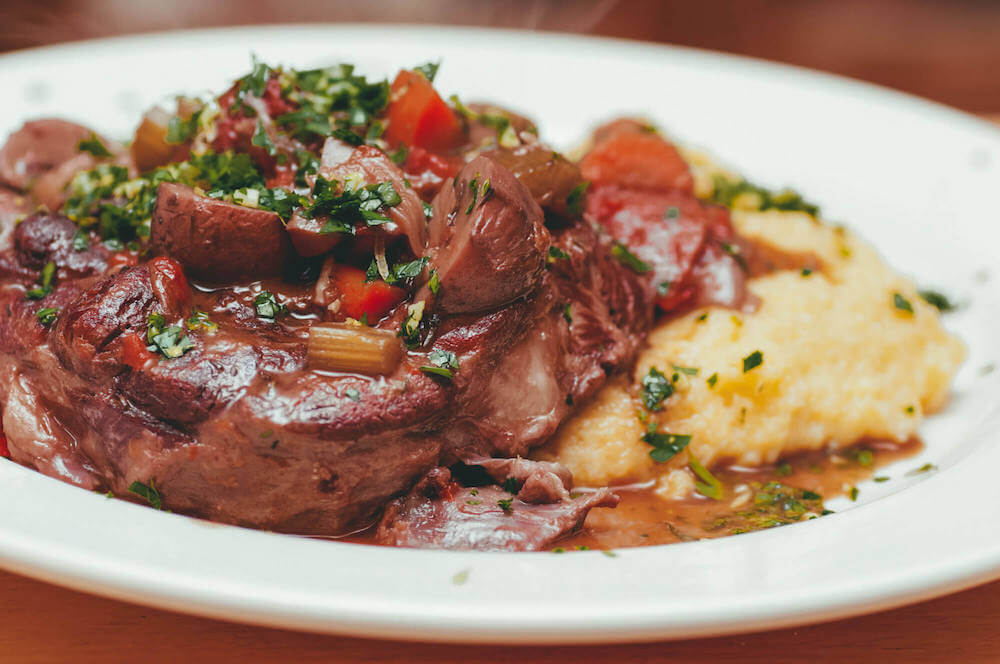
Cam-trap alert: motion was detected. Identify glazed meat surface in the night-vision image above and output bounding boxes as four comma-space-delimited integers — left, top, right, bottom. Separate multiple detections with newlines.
0, 63, 761, 549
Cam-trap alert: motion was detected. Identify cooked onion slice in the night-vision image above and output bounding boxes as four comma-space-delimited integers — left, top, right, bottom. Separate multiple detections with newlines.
308, 323, 403, 375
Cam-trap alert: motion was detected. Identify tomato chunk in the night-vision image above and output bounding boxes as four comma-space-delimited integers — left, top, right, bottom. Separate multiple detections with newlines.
331, 264, 407, 321
385, 71, 463, 152
581, 131, 693, 193
148, 256, 191, 312
122, 333, 155, 371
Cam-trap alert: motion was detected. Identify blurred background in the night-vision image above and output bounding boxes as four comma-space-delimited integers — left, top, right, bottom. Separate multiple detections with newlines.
1, 0, 999, 113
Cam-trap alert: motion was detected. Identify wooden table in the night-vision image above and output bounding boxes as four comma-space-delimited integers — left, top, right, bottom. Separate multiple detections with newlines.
2, 114, 998, 664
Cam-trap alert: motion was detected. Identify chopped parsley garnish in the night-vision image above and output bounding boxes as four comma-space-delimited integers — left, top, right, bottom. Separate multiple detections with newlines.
565, 181, 589, 217
611, 243, 651, 273
166, 112, 200, 144
855, 449, 874, 466
147, 314, 195, 359
399, 301, 425, 348
237, 55, 272, 101
657, 281, 671, 296
665, 206, 680, 220
706, 482, 825, 536
801, 268, 813, 277
368, 256, 428, 286
904, 405, 915, 415
742, 350, 763, 373
128, 479, 162, 510
25, 261, 56, 300
185, 309, 218, 334
874, 476, 890, 483
415, 61, 441, 83
776, 462, 792, 476
427, 348, 459, 374
427, 269, 440, 295
642, 430, 691, 463
254, 291, 286, 319
562, 303, 573, 324
251, 119, 277, 155
689, 457, 723, 500
72, 228, 88, 251
497, 498, 514, 513
893, 292, 914, 314
345, 387, 362, 402
306, 176, 402, 232
36, 307, 59, 327
848, 486, 859, 501
706, 372, 719, 388
709, 175, 819, 217
905, 463, 937, 477
918, 289, 956, 312
672, 364, 699, 376
502, 477, 520, 494
548, 246, 570, 263
77, 133, 111, 158
720, 242, 748, 271
389, 145, 409, 166
640, 366, 673, 411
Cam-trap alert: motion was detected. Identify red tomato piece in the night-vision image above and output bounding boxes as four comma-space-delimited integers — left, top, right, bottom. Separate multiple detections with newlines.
385, 71, 463, 152
580, 131, 693, 194
148, 256, 191, 312
0, 430, 9, 458
121, 333, 155, 371
331, 264, 407, 322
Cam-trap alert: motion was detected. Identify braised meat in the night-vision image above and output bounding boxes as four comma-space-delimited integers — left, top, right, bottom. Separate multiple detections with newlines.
0, 62, 765, 550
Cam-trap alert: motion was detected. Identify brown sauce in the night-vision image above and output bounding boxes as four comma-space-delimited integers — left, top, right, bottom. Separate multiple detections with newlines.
557, 438, 922, 551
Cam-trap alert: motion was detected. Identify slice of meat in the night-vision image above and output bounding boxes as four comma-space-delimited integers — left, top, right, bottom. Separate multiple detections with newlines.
427, 155, 549, 314
151, 182, 291, 282
0, 119, 97, 190
376, 467, 619, 551
467, 456, 573, 504
318, 143, 427, 257
12, 212, 111, 277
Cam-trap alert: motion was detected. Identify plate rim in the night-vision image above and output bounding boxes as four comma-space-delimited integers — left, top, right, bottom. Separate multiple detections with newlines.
1, 23, 998, 644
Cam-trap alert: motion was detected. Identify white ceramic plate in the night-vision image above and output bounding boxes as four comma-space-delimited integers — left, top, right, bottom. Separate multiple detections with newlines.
0, 25, 998, 644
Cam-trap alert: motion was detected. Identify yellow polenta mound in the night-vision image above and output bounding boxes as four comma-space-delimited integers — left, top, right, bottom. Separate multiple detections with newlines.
534, 206, 965, 495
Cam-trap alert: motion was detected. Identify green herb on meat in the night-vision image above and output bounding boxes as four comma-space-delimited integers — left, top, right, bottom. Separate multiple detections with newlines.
36, 307, 59, 327
497, 498, 514, 513
345, 387, 362, 402
307, 176, 402, 232
611, 243, 651, 273
428, 269, 440, 295
566, 181, 589, 217
562, 303, 573, 324
185, 309, 218, 334
128, 479, 163, 510
25, 261, 56, 300
548, 246, 570, 263
502, 477, 520, 494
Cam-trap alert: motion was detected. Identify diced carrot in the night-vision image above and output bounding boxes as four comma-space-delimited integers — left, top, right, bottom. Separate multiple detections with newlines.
580, 131, 693, 193
385, 71, 463, 152
331, 264, 407, 322
122, 333, 155, 371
